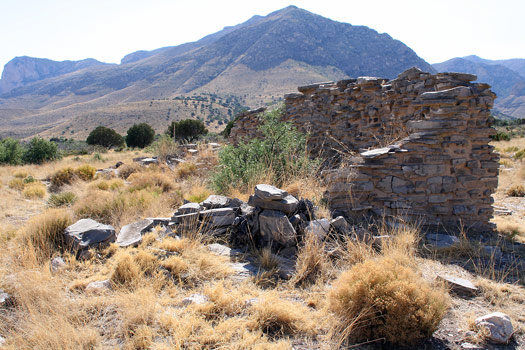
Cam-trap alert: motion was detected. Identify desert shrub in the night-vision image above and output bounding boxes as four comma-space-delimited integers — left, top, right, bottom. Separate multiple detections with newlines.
86, 126, 125, 148
127, 172, 174, 193
111, 252, 140, 289
211, 107, 319, 193
291, 232, 331, 287
22, 182, 47, 199
125, 123, 155, 148
491, 131, 511, 141
18, 209, 73, 263
166, 119, 208, 141
149, 135, 178, 160
74, 164, 96, 181
48, 192, 77, 207
175, 162, 197, 178
14, 171, 29, 178
23, 175, 36, 184
8, 178, 25, 191
0, 138, 24, 165
506, 184, 525, 197
50, 167, 76, 187
91, 180, 110, 191
328, 256, 449, 346
23, 137, 59, 164
185, 185, 210, 203
118, 163, 141, 179
515, 148, 525, 160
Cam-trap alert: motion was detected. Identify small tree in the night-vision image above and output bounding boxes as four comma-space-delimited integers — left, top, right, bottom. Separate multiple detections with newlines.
165, 119, 208, 141
126, 123, 155, 148
87, 126, 125, 148
23, 137, 59, 164
0, 138, 25, 165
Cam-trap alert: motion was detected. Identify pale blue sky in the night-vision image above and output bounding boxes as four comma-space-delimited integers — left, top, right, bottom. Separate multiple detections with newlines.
1, 0, 523, 75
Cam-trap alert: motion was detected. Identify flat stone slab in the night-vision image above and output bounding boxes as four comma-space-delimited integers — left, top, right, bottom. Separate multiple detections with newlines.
254, 184, 288, 201
65, 219, 116, 250
230, 262, 260, 280
117, 219, 154, 247
207, 243, 243, 258
438, 275, 478, 297
171, 212, 200, 227
330, 216, 351, 234
248, 194, 298, 214
259, 210, 296, 247
85, 279, 111, 294
200, 208, 236, 228
425, 233, 460, 249
176, 202, 201, 215
201, 195, 238, 209
146, 217, 171, 226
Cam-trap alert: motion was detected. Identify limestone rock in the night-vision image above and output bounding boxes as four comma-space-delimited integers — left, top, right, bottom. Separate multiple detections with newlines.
259, 210, 296, 247
181, 294, 209, 306
85, 279, 111, 294
248, 194, 299, 214
304, 219, 331, 240
51, 257, 66, 273
330, 216, 351, 234
200, 208, 237, 228
437, 275, 478, 296
176, 202, 201, 215
254, 184, 288, 201
207, 243, 243, 258
117, 219, 154, 247
425, 233, 460, 249
475, 312, 513, 344
65, 219, 116, 251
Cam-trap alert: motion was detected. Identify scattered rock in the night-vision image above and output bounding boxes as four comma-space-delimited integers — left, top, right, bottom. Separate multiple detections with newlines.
438, 275, 478, 297
65, 219, 116, 252
245, 298, 260, 307
330, 216, 350, 234
51, 256, 66, 272
176, 202, 201, 215
259, 210, 296, 247
116, 219, 154, 247
230, 262, 260, 280
304, 219, 331, 240
0, 290, 10, 307
425, 233, 460, 249
181, 293, 209, 306
254, 184, 288, 201
248, 194, 299, 214
85, 279, 111, 294
207, 243, 243, 258
201, 195, 241, 209
0, 336, 4, 346
172, 212, 200, 227
475, 312, 513, 344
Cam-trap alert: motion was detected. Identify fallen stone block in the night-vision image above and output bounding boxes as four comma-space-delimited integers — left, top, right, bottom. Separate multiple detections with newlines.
330, 216, 351, 234
437, 275, 478, 297
425, 233, 460, 249
248, 194, 298, 214
65, 219, 116, 252
117, 219, 154, 247
304, 219, 331, 240
475, 312, 513, 344
254, 184, 288, 201
176, 202, 201, 215
259, 210, 296, 247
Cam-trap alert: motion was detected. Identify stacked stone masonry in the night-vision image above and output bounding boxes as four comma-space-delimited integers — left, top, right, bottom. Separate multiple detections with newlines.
229, 67, 499, 231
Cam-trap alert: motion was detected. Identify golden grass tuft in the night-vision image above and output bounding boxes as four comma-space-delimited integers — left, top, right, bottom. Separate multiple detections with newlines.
8, 177, 25, 191
128, 172, 174, 193
75, 164, 96, 181
110, 252, 141, 289
185, 184, 211, 203
22, 182, 47, 199
50, 167, 77, 188
175, 162, 198, 179
328, 255, 450, 346
118, 163, 141, 180
291, 232, 331, 287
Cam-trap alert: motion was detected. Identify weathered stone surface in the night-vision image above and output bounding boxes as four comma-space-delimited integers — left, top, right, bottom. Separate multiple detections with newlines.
117, 219, 154, 247
475, 312, 513, 344
304, 219, 331, 240
248, 194, 298, 214
201, 195, 232, 209
51, 257, 66, 272
0, 290, 10, 307
254, 184, 288, 201
425, 233, 460, 249
171, 212, 200, 227
200, 208, 237, 228
437, 275, 478, 296
330, 216, 350, 234
85, 279, 111, 294
65, 219, 116, 251
259, 210, 296, 247
207, 243, 243, 258
177, 202, 201, 215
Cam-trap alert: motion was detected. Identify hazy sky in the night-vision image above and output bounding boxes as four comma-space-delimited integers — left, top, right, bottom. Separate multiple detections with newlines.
1, 0, 523, 75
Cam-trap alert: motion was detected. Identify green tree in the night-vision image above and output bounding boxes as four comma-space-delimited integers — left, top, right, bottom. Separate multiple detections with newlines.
0, 138, 25, 165
86, 126, 125, 148
165, 119, 208, 141
23, 137, 59, 164
125, 123, 155, 148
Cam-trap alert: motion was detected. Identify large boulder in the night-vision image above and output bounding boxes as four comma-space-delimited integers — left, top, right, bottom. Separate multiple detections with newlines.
65, 219, 116, 251
117, 219, 155, 247
259, 210, 296, 247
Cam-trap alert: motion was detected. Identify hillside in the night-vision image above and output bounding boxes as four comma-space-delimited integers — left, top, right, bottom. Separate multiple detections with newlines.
433, 56, 525, 119
0, 5, 433, 140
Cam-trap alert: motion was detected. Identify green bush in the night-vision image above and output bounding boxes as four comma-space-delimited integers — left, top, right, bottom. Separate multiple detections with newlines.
211, 107, 319, 193
86, 126, 125, 148
515, 148, 525, 160
126, 123, 155, 148
491, 131, 511, 141
48, 192, 77, 207
0, 138, 25, 165
23, 137, 59, 164
165, 119, 208, 141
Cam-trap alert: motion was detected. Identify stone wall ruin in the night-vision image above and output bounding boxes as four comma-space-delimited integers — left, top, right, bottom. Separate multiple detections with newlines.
229, 67, 499, 231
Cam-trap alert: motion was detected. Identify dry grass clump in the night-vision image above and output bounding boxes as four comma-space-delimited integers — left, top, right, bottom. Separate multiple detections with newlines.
291, 232, 332, 287
506, 184, 525, 197
176, 161, 198, 179
16, 209, 73, 265
7, 177, 25, 190
328, 255, 450, 346
110, 252, 142, 289
184, 184, 211, 203
118, 163, 141, 180
50, 167, 77, 187
75, 164, 96, 181
128, 172, 174, 193
48, 191, 77, 207
160, 255, 189, 280
90, 178, 125, 191
22, 182, 47, 199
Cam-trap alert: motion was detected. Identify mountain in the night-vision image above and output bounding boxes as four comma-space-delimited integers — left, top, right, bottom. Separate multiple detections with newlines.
433, 56, 525, 119
0, 56, 110, 94
0, 5, 434, 139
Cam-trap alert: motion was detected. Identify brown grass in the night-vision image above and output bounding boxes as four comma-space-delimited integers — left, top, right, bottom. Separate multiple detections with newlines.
22, 182, 47, 199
